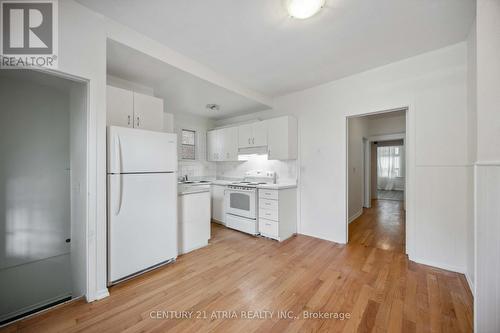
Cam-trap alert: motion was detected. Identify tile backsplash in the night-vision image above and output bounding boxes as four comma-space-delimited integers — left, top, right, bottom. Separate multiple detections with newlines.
178, 160, 216, 180
215, 154, 297, 183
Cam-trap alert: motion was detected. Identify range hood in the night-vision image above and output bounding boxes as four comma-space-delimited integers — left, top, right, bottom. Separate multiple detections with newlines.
238, 146, 268, 156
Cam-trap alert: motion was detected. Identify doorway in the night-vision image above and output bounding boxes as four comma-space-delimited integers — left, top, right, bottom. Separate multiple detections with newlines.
347, 109, 407, 253
0, 69, 88, 324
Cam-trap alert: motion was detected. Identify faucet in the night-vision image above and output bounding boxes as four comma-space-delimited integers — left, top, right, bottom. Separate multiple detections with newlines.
183, 175, 188, 182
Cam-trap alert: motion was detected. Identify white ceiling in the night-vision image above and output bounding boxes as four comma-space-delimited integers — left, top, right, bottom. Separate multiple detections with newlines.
78, 0, 475, 97
107, 40, 269, 119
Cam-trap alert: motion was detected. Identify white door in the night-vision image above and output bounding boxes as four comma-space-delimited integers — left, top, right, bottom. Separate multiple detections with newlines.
133, 92, 164, 131
252, 121, 268, 147
108, 126, 177, 173
238, 124, 253, 148
108, 173, 177, 283
107, 86, 133, 128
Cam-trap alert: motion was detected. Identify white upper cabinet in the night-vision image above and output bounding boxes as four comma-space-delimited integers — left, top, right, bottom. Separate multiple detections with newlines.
222, 127, 239, 161
106, 85, 164, 132
107, 85, 134, 128
252, 121, 268, 147
207, 130, 220, 161
267, 116, 298, 160
238, 123, 253, 148
238, 121, 267, 148
207, 117, 297, 162
207, 127, 239, 162
133, 92, 164, 132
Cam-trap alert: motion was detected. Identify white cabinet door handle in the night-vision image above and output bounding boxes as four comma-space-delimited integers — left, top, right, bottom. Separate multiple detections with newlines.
127, 115, 131, 126
136, 116, 140, 127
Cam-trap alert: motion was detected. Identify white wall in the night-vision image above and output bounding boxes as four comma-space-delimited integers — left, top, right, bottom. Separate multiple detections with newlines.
217, 43, 472, 275
475, 1, 500, 331
347, 117, 368, 220
0, 76, 72, 321
366, 115, 406, 136
107, 74, 155, 96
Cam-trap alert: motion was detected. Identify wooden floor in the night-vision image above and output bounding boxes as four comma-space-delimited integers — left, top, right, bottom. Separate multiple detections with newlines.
2, 206, 472, 332
349, 199, 406, 253
376, 190, 404, 201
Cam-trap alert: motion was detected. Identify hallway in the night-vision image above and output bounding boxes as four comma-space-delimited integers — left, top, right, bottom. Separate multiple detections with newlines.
349, 199, 405, 253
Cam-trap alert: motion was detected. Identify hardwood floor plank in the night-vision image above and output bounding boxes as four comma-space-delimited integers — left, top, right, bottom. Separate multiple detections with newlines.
1, 200, 472, 332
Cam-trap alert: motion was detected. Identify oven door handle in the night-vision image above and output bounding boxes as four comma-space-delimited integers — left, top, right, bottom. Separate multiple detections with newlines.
226, 189, 255, 194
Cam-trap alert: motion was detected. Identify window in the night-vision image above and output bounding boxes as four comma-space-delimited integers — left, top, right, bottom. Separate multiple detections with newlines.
377, 146, 403, 178
181, 129, 196, 160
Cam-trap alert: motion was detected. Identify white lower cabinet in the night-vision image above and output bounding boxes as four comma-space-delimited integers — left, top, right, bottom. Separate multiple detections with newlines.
178, 191, 211, 255
259, 219, 279, 238
258, 188, 297, 241
211, 184, 225, 224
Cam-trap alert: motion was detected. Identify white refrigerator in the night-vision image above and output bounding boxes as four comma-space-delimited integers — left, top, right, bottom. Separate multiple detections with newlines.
107, 126, 177, 284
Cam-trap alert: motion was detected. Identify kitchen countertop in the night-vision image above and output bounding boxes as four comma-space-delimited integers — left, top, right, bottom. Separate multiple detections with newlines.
256, 183, 297, 190
210, 179, 235, 186
178, 179, 297, 190
178, 184, 211, 196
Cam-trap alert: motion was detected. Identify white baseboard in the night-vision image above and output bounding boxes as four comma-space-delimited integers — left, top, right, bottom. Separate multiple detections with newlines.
211, 219, 225, 226
0, 292, 72, 324
348, 209, 363, 224
94, 288, 110, 301
465, 273, 474, 296
410, 256, 465, 274
297, 230, 342, 244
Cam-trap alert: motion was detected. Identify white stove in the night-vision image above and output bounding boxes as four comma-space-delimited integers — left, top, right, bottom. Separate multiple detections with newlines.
228, 171, 276, 188
224, 171, 276, 235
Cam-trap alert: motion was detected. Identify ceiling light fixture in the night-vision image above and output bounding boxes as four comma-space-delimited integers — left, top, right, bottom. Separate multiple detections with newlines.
285, 0, 325, 19
206, 104, 220, 112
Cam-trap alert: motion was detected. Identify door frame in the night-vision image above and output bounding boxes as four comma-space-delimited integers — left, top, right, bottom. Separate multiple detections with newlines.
0, 67, 92, 324
32, 68, 92, 298
346, 107, 412, 256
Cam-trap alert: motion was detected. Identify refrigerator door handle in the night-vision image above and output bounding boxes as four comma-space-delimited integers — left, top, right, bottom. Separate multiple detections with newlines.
113, 174, 123, 216
115, 135, 123, 175
113, 135, 123, 216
